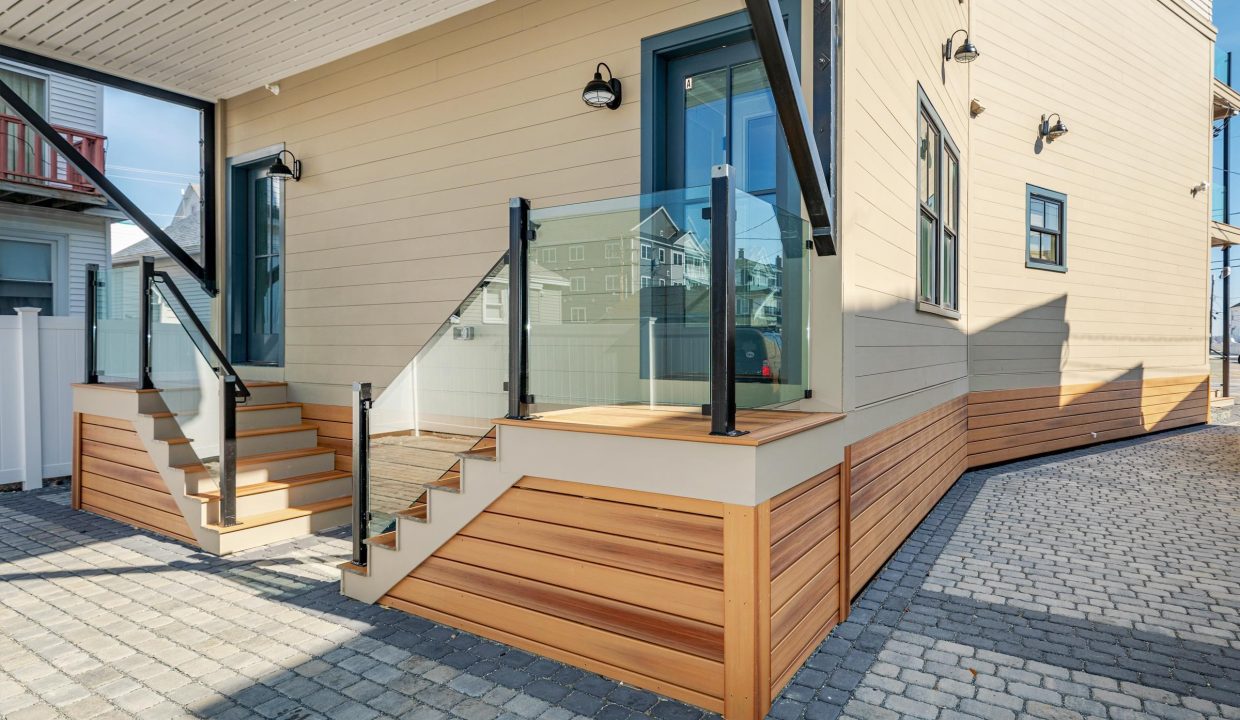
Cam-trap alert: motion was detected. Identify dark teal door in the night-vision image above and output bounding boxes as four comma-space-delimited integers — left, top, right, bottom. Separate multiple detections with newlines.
230, 161, 283, 365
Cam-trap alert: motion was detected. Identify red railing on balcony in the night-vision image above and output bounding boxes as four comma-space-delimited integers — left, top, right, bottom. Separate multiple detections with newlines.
0, 113, 106, 194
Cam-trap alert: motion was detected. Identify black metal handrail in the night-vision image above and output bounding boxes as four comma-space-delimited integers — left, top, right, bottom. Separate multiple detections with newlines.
151, 269, 250, 400
351, 382, 372, 567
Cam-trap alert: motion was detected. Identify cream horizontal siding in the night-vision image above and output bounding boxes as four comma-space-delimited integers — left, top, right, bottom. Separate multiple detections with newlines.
224, 0, 751, 404
838, 0, 971, 411
967, 0, 1210, 391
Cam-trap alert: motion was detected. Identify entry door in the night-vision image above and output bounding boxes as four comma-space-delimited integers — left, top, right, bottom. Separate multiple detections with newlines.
664, 40, 791, 210
232, 162, 283, 365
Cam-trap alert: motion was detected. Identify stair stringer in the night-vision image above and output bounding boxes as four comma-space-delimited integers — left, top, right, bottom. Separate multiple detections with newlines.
341, 447, 520, 605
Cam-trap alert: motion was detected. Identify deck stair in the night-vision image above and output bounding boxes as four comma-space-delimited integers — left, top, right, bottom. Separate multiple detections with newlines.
149, 381, 353, 554
342, 427, 522, 604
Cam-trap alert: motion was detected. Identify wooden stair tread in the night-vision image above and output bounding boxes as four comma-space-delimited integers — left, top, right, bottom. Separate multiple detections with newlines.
142, 411, 176, 419
338, 561, 368, 576
456, 447, 496, 461
236, 423, 317, 438
189, 470, 351, 501
397, 502, 428, 522
236, 402, 301, 413
205, 496, 351, 533
243, 381, 287, 388
365, 531, 396, 548
173, 445, 335, 473
426, 476, 461, 492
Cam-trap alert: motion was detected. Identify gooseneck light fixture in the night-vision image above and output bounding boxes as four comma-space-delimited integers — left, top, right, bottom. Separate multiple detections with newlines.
267, 150, 301, 181
582, 62, 622, 110
945, 29, 980, 63
1039, 113, 1069, 142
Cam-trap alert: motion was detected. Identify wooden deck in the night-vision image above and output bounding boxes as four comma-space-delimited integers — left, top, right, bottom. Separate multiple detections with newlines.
493, 405, 844, 446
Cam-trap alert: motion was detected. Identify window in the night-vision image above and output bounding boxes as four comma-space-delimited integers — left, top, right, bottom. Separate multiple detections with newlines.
541, 248, 557, 264
481, 284, 506, 323
672, 251, 684, 265
641, 276, 651, 288
570, 276, 585, 292
641, 244, 652, 261
916, 88, 960, 317
570, 307, 587, 323
1026, 186, 1067, 271
0, 239, 54, 316
605, 242, 620, 259
569, 245, 585, 262
605, 275, 619, 291
658, 248, 666, 263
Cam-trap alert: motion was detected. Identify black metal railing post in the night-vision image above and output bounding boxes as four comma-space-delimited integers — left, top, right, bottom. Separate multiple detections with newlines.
507, 197, 533, 420
219, 375, 239, 527
84, 263, 99, 384
710, 164, 746, 437
138, 256, 155, 390
351, 382, 372, 567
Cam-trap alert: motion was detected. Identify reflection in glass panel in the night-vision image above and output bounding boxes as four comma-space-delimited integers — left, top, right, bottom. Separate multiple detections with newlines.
919, 114, 938, 210
942, 231, 957, 310
1029, 198, 1045, 229
919, 213, 937, 303
1044, 199, 1060, 232
684, 68, 727, 189
946, 155, 959, 230
731, 60, 777, 197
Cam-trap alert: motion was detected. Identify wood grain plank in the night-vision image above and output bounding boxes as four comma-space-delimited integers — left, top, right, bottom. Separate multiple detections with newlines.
81, 488, 194, 542
81, 414, 134, 431
81, 455, 166, 492
771, 465, 838, 511
385, 577, 725, 699
380, 594, 724, 712
460, 512, 724, 590
771, 554, 838, 650
413, 557, 724, 661
81, 439, 159, 473
515, 477, 725, 517
770, 469, 841, 545
723, 504, 761, 720
301, 403, 352, 424
435, 535, 723, 625
81, 472, 180, 515
486, 487, 724, 554
72, 413, 83, 510
771, 503, 839, 578
81, 423, 147, 451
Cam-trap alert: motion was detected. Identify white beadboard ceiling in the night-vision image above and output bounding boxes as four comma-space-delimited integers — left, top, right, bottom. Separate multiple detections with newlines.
0, 0, 497, 100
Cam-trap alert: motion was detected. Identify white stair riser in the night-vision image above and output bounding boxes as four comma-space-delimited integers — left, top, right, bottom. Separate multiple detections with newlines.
187, 452, 338, 493
238, 429, 317, 456
216, 506, 352, 555
236, 406, 302, 432
221, 477, 353, 519
241, 385, 288, 406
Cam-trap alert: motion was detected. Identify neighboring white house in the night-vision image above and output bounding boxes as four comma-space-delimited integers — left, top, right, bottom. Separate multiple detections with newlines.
110, 183, 209, 322
0, 61, 113, 489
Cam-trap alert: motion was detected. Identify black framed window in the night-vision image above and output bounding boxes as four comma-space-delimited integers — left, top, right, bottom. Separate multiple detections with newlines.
1026, 186, 1067, 272
916, 86, 960, 316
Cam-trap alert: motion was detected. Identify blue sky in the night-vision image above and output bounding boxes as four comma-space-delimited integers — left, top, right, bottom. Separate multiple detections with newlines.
103, 87, 202, 228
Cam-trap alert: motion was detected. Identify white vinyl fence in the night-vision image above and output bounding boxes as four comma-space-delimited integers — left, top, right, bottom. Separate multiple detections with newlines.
0, 309, 83, 490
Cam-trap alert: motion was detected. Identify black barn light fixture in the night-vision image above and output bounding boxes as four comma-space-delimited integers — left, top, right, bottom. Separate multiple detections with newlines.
268, 149, 301, 181
945, 29, 980, 63
582, 62, 622, 109
1040, 113, 1069, 141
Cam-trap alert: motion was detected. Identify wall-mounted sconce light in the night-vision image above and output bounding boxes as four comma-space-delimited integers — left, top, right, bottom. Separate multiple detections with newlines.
582, 62, 622, 109
265, 83, 281, 96
267, 150, 301, 181
1039, 113, 1069, 142
970, 98, 986, 117
945, 29, 980, 63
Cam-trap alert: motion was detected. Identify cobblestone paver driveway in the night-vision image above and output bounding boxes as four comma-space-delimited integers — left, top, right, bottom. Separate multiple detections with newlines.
1, 426, 1238, 719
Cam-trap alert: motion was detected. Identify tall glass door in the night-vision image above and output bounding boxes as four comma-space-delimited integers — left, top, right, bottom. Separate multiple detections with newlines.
229, 161, 283, 366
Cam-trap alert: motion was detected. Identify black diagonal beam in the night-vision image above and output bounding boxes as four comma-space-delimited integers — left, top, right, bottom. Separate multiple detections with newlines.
0, 76, 216, 295
746, 0, 836, 256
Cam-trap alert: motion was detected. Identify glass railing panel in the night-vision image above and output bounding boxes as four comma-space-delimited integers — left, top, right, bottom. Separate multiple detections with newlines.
95, 265, 140, 382
733, 189, 811, 408
526, 187, 714, 413
365, 255, 509, 536
149, 280, 222, 486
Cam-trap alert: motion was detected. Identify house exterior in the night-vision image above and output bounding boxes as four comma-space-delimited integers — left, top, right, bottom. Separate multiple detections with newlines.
0, 57, 110, 317
0, 0, 1218, 717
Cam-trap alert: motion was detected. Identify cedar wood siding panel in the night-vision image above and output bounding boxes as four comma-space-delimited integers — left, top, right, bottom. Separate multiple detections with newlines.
222, 0, 756, 406
967, 0, 1210, 392
380, 479, 728, 712
839, 0, 971, 409
77, 415, 196, 545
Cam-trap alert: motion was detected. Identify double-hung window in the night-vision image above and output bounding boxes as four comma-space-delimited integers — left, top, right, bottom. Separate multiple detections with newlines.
1026, 186, 1066, 271
0, 238, 54, 316
916, 88, 960, 317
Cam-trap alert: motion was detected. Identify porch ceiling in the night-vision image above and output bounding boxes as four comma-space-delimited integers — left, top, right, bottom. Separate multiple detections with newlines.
0, 0, 496, 100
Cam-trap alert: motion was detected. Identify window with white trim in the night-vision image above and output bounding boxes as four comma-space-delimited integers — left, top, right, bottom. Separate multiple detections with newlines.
570, 307, 587, 323
605, 274, 619, 291
0, 238, 54, 316
481, 283, 506, 323
569, 245, 585, 261
916, 88, 960, 316
570, 276, 585, 292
